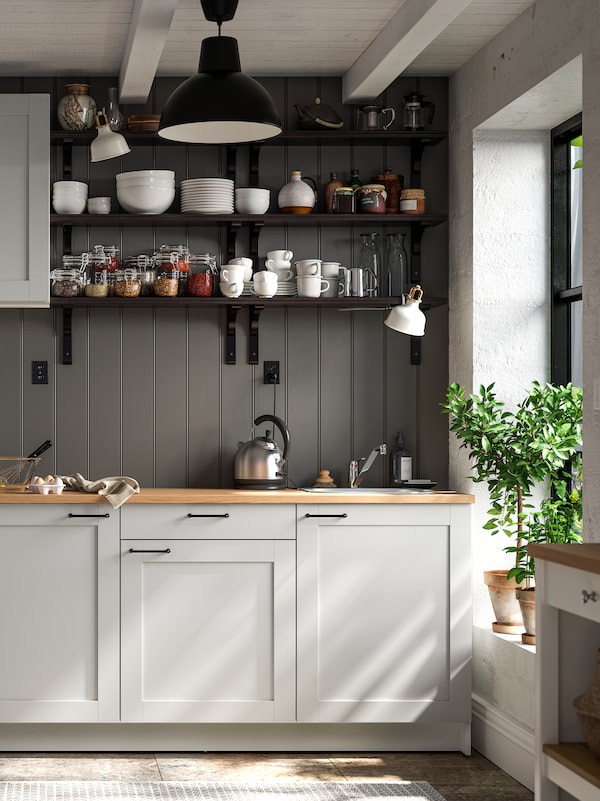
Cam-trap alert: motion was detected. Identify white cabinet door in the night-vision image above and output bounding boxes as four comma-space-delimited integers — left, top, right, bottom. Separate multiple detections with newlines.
0, 94, 50, 307
297, 504, 472, 726
121, 538, 296, 723
0, 504, 119, 722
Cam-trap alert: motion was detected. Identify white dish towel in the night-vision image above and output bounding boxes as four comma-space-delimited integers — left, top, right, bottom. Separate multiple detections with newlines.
57, 473, 140, 509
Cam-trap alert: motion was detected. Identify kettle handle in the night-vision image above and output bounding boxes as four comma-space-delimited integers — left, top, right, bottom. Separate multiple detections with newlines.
254, 414, 290, 463
424, 100, 435, 125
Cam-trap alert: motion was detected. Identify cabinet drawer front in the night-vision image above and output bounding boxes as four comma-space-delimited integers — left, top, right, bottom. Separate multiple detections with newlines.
121, 504, 295, 539
545, 562, 600, 622
298, 503, 453, 527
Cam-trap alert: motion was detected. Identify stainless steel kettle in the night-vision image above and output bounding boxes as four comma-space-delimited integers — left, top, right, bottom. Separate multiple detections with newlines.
233, 414, 291, 490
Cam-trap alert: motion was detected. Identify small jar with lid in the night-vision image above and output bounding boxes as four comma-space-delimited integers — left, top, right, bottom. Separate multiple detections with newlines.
125, 255, 156, 296
84, 269, 109, 298
113, 268, 141, 298
153, 271, 179, 297
51, 268, 84, 297
400, 188, 426, 214
357, 183, 387, 214
154, 244, 190, 295
187, 253, 216, 297
333, 186, 356, 214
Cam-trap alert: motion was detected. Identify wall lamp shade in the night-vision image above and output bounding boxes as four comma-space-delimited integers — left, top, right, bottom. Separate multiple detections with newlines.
90, 113, 131, 162
384, 285, 426, 336
158, 36, 282, 144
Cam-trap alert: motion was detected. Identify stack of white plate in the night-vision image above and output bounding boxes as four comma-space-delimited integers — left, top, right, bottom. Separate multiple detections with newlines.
275, 281, 297, 296
181, 178, 234, 214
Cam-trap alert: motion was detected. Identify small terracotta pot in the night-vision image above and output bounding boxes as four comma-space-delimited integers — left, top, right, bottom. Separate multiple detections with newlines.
483, 569, 525, 634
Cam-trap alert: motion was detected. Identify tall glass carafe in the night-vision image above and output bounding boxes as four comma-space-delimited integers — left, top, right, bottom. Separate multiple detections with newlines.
386, 232, 409, 297
358, 233, 381, 296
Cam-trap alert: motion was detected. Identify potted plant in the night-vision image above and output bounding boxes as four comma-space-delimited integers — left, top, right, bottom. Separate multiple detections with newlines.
442, 380, 583, 635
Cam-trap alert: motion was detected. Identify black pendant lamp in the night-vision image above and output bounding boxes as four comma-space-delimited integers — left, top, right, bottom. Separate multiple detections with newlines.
158, 0, 282, 144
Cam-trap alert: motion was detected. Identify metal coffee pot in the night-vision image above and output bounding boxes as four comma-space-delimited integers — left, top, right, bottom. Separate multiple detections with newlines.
402, 92, 435, 131
357, 105, 395, 131
233, 414, 291, 490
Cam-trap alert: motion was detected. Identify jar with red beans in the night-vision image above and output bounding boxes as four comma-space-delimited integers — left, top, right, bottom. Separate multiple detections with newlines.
187, 253, 216, 297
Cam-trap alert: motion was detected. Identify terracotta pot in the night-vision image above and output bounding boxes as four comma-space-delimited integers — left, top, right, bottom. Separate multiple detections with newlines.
516, 586, 536, 645
483, 569, 524, 634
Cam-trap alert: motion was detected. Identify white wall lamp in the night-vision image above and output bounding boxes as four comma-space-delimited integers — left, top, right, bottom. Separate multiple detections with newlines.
384, 285, 427, 337
158, 0, 282, 144
90, 112, 131, 163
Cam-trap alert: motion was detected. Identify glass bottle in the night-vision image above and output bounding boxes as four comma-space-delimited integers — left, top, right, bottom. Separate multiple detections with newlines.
358, 232, 381, 296
391, 432, 412, 484
106, 87, 125, 131
385, 232, 409, 297
350, 169, 362, 191
323, 172, 343, 213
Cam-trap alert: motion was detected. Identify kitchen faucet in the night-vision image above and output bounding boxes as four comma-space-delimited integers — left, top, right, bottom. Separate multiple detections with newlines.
349, 444, 387, 487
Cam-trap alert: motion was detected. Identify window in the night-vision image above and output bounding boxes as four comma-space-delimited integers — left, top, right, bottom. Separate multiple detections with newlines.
551, 114, 582, 386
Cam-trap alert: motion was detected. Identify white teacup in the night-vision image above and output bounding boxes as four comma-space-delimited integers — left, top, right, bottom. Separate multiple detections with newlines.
267, 249, 293, 262
220, 265, 246, 283
321, 261, 342, 278
219, 280, 243, 298
297, 275, 330, 298
296, 259, 322, 276
228, 257, 253, 269
226, 261, 252, 282
252, 270, 278, 298
267, 266, 294, 281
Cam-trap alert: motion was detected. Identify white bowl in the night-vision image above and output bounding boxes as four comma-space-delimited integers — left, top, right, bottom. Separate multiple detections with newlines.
117, 170, 175, 182
117, 184, 175, 214
53, 180, 88, 193
115, 178, 175, 189
52, 195, 87, 214
235, 188, 270, 215
87, 196, 111, 214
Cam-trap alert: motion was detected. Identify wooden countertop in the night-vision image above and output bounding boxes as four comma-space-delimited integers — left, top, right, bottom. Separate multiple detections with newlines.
0, 488, 475, 505
528, 543, 600, 574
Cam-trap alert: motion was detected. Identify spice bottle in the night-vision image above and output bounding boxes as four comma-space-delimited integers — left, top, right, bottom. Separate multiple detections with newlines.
391, 432, 412, 484
323, 172, 343, 213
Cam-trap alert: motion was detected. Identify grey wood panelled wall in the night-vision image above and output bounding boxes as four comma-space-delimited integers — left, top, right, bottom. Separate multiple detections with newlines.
0, 74, 449, 490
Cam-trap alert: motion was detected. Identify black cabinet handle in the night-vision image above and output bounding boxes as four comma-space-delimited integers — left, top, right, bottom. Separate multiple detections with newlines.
187, 513, 230, 518
128, 548, 171, 554
304, 513, 348, 518
68, 513, 110, 518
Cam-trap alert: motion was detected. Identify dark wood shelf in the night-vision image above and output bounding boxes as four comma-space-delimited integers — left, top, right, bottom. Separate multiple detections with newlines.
49, 295, 446, 310
51, 129, 448, 147
52, 212, 447, 227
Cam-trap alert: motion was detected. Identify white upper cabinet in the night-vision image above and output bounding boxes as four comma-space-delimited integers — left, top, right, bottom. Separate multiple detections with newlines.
0, 94, 50, 307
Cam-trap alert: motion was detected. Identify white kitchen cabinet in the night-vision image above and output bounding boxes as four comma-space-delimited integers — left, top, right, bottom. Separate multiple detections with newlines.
530, 543, 600, 801
0, 503, 119, 722
120, 506, 296, 722
296, 503, 472, 749
0, 94, 50, 307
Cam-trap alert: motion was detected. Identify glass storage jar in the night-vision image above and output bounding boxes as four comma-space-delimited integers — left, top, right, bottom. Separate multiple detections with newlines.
84, 267, 109, 298
153, 271, 179, 297
125, 255, 156, 296
51, 268, 83, 297
114, 268, 142, 298
187, 253, 217, 297
154, 245, 190, 295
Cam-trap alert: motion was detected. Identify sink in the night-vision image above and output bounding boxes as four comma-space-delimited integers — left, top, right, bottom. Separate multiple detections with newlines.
300, 487, 432, 494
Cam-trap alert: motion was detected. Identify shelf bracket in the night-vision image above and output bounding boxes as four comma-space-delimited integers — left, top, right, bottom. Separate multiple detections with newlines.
225, 145, 237, 182
62, 306, 73, 365
62, 138, 73, 180
410, 336, 422, 366
226, 221, 242, 264
410, 224, 424, 284
248, 304, 264, 364
410, 140, 426, 187
225, 304, 242, 364
249, 221, 264, 273
62, 223, 73, 256
249, 143, 262, 188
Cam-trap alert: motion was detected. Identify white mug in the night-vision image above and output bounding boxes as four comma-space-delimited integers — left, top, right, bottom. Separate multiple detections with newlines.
265, 261, 293, 281
265, 258, 291, 270
297, 275, 329, 298
220, 265, 246, 283
252, 270, 278, 297
228, 257, 253, 269
219, 280, 243, 298
296, 259, 322, 276
267, 249, 293, 262
321, 261, 341, 278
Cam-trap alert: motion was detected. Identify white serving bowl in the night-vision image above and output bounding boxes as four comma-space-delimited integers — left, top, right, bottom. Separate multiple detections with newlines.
52, 195, 87, 214
235, 187, 270, 215
117, 183, 175, 214
115, 178, 175, 189
117, 170, 175, 183
53, 180, 88, 194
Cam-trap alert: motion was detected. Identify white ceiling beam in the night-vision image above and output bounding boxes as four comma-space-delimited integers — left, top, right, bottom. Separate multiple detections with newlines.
342, 0, 474, 103
119, 0, 180, 104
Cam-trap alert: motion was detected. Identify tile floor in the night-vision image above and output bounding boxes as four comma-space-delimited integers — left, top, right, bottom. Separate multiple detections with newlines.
0, 751, 533, 801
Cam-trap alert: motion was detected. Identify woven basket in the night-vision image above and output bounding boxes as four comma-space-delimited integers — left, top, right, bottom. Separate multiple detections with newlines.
574, 649, 600, 758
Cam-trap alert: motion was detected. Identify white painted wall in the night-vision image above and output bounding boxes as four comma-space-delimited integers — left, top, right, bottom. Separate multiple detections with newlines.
448, 0, 600, 786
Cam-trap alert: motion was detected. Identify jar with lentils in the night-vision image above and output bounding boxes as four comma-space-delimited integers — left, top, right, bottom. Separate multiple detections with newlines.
114, 268, 142, 298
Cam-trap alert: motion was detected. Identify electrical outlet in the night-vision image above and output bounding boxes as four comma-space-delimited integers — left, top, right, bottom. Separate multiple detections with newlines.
32, 360, 48, 385
263, 360, 280, 384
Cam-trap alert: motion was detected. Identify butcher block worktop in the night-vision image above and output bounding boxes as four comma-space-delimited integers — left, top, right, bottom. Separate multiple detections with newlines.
0, 488, 475, 504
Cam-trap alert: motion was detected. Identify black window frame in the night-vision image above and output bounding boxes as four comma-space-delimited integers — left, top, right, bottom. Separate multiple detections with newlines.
551, 113, 582, 386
